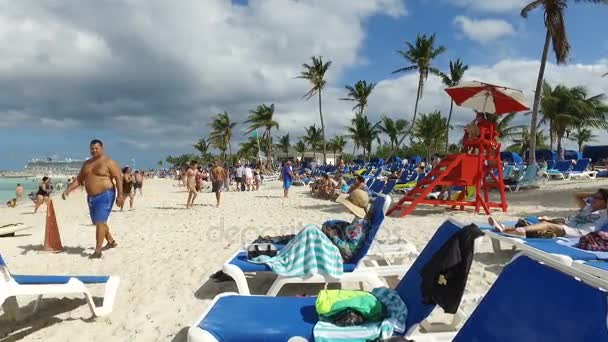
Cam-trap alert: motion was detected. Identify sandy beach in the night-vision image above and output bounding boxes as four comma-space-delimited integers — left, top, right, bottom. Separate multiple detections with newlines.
1, 177, 607, 341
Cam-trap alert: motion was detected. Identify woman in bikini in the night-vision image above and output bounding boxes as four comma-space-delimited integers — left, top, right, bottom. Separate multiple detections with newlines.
33, 176, 52, 213
120, 167, 135, 211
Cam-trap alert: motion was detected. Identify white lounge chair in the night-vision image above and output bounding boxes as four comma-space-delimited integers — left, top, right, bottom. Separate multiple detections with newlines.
221, 194, 419, 295
0, 253, 120, 319
563, 159, 598, 180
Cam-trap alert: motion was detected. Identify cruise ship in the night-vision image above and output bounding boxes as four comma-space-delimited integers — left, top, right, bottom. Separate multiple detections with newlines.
24, 157, 86, 174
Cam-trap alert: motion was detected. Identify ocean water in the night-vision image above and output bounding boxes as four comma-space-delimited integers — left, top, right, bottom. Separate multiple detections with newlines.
0, 177, 40, 202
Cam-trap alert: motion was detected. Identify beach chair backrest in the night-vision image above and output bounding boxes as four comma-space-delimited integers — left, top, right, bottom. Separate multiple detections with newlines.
366, 178, 374, 187
572, 158, 591, 172
546, 160, 555, 170
382, 180, 397, 195
351, 195, 389, 267
518, 164, 539, 183
453, 255, 608, 341
0, 253, 12, 283
397, 171, 410, 183
370, 180, 385, 193
553, 160, 572, 172
395, 219, 463, 335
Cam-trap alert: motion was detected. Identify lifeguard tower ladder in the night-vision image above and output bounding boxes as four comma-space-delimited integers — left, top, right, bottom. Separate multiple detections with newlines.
387, 122, 508, 217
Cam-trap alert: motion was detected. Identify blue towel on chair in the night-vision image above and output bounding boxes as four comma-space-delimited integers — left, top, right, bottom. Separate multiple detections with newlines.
250, 225, 344, 277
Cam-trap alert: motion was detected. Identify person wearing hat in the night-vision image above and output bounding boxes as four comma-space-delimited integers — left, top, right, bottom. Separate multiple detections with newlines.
335, 189, 369, 219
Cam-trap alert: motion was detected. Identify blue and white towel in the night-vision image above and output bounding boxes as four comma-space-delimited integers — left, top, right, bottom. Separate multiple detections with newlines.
313, 287, 408, 342
250, 225, 344, 277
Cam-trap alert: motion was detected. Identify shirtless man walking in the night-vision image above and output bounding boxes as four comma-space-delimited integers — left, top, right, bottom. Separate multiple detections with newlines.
210, 160, 227, 207
186, 160, 199, 209
62, 139, 124, 259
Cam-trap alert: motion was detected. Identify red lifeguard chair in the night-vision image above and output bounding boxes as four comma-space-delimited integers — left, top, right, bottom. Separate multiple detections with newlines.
387, 119, 507, 217
387, 81, 529, 217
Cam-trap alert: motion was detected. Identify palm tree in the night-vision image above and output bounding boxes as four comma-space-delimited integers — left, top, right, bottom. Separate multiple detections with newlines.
485, 112, 527, 141
508, 126, 549, 155
569, 128, 597, 152
157, 160, 163, 167
294, 139, 307, 161
412, 111, 448, 161
329, 136, 347, 164
238, 137, 259, 162
341, 80, 376, 116
244, 104, 279, 167
304, 124, 323, 161
193, 138, 210, 159
276, 133, 291, 160
298, 56, 332, 165
347, 115, 381, 160
391, 33, 446, 158
440, 59, 469, 152
208, 111, 237, 162
521, 0, 608, 165
380, 116, 409, 150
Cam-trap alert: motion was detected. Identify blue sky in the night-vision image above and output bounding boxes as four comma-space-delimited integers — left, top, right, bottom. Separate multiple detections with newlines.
0, 0, 606, 170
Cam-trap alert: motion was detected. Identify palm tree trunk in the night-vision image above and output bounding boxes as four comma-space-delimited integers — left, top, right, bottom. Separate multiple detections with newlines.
318, 91, 327, 165
390, 73, 423, 159
549, 120, 554, 150
557, 135, 563, 160
528, 30, 551, 165
445, 100, 454, 153
228, 141, 232, 165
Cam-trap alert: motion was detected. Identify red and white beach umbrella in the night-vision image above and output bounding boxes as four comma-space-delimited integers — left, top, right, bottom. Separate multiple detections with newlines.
444, 81, 529, 115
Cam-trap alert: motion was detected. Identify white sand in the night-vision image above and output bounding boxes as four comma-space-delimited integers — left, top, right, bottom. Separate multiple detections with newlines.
1, 177, 607, 341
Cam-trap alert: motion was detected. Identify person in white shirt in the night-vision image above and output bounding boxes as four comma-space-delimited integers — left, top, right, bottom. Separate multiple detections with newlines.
489, 190, 608, 238
244, 165, 253, 191
235, 163, 245, 191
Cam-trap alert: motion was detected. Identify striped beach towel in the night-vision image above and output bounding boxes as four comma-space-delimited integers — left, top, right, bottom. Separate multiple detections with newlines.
250, 225, 344, 277
313, 287, 408, 342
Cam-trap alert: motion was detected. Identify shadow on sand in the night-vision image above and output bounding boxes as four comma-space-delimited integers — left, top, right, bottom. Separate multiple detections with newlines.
17, 244, 90, 258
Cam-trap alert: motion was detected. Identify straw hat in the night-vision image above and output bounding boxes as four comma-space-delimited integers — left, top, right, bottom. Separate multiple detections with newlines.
336, 189, 369, 218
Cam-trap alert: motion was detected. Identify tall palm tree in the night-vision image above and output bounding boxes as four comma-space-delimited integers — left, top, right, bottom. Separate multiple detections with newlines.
440, 59, 469, 152
329, 135, 347, 164
276, 133, 291, 160
569, 128, 597, 152
347, 115, 381, 160
244, 104, 279, 167
208, 111, 237, 162
298, 56, 332, 165
380, 116, 408, 150
304, 125, 323, 161
508, 126, 549, 155
521, 0, 608, 165
193, 138, 210, 159
341, 80, 376, 116
412, 111, 448, 161
294, 139, 307, 161
391, 33, 446, 156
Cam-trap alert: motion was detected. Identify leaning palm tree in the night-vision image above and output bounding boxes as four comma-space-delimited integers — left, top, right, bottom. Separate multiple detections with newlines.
208, 111, 237, 162
294, 139, 307, 162
329, 135, 347, 164
521, 0, 608, 165
391, 33, 446, 156
276, 133, 291, 160
244, 104, 279, 167
413, 111, 448, 161
341, 80, 376, 117
304, 124, 323, 161
440, 59, 469, 152
569, 128, 597, 152
297, 56, 332, 165
380, 115, 408, 150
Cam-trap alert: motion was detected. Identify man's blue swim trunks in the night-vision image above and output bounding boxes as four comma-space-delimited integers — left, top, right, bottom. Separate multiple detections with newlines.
88, 188, 116, 224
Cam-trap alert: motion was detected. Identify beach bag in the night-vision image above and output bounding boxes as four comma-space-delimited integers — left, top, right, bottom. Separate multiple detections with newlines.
247, 243, 278, 260
578, 231, 608, 252
316, 289, 384, 326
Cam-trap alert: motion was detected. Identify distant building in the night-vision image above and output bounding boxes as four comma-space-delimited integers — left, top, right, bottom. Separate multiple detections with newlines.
272, 148, 340, 165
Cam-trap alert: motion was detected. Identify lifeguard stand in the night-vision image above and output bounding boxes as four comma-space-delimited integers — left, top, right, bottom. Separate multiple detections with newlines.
387, 119, 508, 217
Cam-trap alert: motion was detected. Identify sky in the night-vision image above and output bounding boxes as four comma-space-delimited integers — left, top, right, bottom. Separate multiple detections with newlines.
0, 0, 607, 170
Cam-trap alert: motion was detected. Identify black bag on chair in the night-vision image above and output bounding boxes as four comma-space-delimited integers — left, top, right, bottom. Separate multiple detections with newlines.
247, 243, 278, 260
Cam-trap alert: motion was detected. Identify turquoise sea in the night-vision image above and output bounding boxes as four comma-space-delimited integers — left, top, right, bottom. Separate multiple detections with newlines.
0, 177, 40, 202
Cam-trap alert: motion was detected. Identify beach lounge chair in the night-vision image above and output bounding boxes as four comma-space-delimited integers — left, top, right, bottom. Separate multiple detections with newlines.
505, 164, 545, 192
547, 160, 573, 179
563, 159, 598, 180
221, 195, 417, 296
412, 253, 608, 342
572, 260, 608, 279
188, 219, 472, 342
0, 253, 120, 319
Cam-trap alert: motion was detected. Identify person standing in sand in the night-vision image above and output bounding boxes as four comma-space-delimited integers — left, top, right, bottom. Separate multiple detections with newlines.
210, 160, 227, 207
186, 160, 199, 209
120, 166, 135, 211
62, 139, 124, 259
282, 161, 294, 198
15, 184, 24, 201
133, 170, 144, 196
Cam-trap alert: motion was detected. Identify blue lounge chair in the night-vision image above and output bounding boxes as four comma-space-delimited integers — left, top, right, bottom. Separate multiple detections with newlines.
573, 260, 608, 279
547, 160, 573, 179
221, 195, 416, 296
413, 253, 608, 341
563, 158, 597, 180
505, 164, 545, 192
0, 253, 120, 319
188, 219, 470, 342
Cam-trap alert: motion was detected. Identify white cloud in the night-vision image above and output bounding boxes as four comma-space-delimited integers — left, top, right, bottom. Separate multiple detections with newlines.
453, 16, 515, 43
447, 0, 527, 13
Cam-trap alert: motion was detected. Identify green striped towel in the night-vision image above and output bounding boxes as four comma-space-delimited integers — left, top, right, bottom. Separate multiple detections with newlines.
250, 225, 344, 277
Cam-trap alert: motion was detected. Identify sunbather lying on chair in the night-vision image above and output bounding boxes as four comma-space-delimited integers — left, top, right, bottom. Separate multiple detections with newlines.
489, 189, 608, 238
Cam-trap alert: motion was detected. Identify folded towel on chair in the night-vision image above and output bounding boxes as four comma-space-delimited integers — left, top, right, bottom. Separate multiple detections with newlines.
250, 225, 344, 277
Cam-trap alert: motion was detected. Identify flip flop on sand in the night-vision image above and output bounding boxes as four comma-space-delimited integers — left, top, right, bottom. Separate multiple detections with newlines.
487, 215, 506, 232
